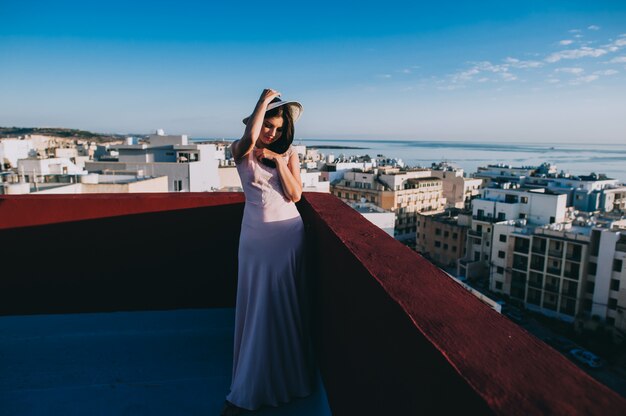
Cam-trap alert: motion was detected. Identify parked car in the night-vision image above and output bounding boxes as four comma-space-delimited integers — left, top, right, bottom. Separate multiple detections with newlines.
544, 336, 578, 352
569, 348, 605, 369
504, 308, 525, 324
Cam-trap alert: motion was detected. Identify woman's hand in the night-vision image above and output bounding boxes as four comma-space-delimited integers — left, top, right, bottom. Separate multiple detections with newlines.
253, 147, 282, 164
259, 88, 281, 104
231, 88, 281, 162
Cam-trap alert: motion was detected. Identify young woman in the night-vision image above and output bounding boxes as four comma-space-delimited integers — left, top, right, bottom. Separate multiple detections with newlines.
222, 89, 312, 415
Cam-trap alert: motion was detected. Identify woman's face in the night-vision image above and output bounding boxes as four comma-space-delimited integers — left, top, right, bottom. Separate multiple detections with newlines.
259, 116, 283, 146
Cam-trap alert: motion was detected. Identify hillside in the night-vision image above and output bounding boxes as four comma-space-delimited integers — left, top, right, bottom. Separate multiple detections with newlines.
0, 127, 143, 143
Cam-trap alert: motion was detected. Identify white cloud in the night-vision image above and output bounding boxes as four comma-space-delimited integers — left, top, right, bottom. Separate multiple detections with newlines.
609, 56, 626, 64
501, 73, 518, 81
559, 40, 574, 46
571, 75, 599, 85
504, 57, 543, 68
397, 68, 412, 74
555, 67, 585, 75
594, 69, 618, 76
588, 25, 601, 31
545, 47, 608, 63
569, 29, 581, 33
377, 74, 392, 79
547, 78, 561, 84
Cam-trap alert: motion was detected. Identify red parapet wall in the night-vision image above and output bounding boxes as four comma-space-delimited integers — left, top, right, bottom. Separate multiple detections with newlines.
299, 192, 626, 416
0, 193, 245, 315
0, 192, 244, 230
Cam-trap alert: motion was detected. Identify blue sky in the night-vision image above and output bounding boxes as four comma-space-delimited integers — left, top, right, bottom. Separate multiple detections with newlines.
1, 0, 625, 142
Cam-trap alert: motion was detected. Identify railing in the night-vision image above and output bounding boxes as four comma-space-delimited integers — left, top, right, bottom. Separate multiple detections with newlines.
544, 284, 560, 293
514, 245, 530, 254
566, 252, 582, 262
561, 287, 578, 297
1, 193, 625, 415
547, 267, 562, 276
472, 215, 495, 223
548, 249, 563, 258
531, 245, 546, 254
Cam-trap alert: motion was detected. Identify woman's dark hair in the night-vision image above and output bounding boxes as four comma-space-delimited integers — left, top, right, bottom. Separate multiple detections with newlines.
265, 98, 295, 155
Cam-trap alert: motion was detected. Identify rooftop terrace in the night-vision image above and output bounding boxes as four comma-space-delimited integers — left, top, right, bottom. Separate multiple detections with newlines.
1, 192, 625, 415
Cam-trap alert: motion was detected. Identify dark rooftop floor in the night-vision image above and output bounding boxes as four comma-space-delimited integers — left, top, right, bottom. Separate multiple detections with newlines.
0, 308, 331, 416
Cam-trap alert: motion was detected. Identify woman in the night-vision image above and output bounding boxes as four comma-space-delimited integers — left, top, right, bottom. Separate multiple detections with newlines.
222, 89, 312, 415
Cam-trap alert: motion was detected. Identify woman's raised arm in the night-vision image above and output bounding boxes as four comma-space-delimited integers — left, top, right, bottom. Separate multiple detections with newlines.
230, 89, 281, 161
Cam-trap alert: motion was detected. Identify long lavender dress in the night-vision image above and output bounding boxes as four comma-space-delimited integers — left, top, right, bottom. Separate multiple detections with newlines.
227, 146, 312, 410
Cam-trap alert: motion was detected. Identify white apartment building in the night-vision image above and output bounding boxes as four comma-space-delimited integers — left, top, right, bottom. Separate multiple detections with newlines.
85, 132, 220, 192
348, 201, 395, 237
490, 217, 626, 337
459, 184, 568, 281
17, 157, 86, 178
0, 138, 32, 169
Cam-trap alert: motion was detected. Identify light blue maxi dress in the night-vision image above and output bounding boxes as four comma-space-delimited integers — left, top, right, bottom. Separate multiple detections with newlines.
227, 146, 312, 410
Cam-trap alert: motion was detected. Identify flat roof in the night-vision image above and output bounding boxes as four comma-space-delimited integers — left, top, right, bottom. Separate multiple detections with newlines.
0, 309, 330, 416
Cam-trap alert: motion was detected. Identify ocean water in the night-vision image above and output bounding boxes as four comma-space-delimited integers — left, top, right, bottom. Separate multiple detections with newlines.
293, 139, 626, 183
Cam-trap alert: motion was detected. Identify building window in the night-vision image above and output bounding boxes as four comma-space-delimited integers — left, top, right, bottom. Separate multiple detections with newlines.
483, 254, 489, 261
549, 216, 555, 224
519, 213, 527, 219
174, 180, 183, 191
521, 197, 528, 204
499, 234, 507, 243
498, 251, 505, 259
586, 281, 595, 294
337, 192, 342, 198
608, 298, 618, 310
443, 243, 448, 250
452, 246, 457, 252
435, 228, 442, 236
607, 317, 615, 326
588, 262, 597, 275
435, 241, 441, 248
444, 231, 449, 238
497, 212, 506, 221
495, 281, 503, 290
453, 232, 458, 239
611, 279, 620, 291
497, 266, 504, 274
614, 259, 623, 272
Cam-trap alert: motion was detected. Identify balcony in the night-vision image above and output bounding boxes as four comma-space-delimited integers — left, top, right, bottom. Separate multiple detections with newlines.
548, 249, 563, 258
1, 193, 625, 415
547, 267, 562, 276
472, 215, 495, 223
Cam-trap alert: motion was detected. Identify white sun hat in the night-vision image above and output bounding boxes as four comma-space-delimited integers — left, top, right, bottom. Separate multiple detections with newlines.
242, 99, 303, 124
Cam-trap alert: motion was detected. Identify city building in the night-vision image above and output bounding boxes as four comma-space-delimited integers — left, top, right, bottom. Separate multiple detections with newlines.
459, 184, 568, 281
347, 200, 395, 236
431, 162, 482, 209
331, 169, 446, 240
85, 132, 220, 192
489, 215, 626, 338
416, 208, 469, 273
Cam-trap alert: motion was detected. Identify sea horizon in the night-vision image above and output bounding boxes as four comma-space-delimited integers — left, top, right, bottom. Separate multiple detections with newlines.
193, 137, 626, 183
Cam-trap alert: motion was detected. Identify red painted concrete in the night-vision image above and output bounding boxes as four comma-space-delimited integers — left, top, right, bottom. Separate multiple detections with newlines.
0, 193, 244, 315
0, 193, 244, 230
300, 192, 626, 416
